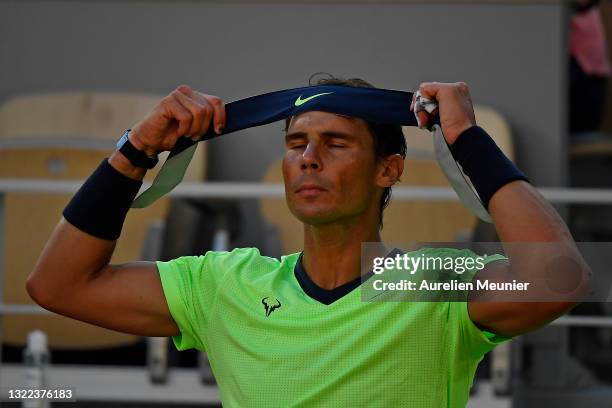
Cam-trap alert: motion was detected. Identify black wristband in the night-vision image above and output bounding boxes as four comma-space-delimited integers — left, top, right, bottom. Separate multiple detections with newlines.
63, 159, 143, 240
449, 126, 529, 209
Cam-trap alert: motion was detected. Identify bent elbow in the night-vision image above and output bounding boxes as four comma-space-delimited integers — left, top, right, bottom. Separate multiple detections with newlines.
26, 274, 56, 310
26, 275, 43, 305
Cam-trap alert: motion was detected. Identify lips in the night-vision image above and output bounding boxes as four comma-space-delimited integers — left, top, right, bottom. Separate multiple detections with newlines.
295, 183, 327, 196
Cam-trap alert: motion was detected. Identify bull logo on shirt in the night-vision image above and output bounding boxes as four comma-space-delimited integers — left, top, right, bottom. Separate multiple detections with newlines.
261, 296, 282, 317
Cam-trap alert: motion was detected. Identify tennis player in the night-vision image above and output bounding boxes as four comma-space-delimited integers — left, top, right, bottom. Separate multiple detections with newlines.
27, 78, 591, 407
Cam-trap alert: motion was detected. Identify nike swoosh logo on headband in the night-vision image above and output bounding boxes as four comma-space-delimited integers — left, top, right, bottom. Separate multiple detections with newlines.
294, 92, 334, 106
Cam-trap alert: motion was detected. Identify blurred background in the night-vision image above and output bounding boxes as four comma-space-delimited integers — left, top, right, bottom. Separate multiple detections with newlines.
1, 0, 612, 406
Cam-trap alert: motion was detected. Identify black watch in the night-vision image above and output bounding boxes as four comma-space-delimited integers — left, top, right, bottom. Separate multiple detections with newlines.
116, 129, 159, 169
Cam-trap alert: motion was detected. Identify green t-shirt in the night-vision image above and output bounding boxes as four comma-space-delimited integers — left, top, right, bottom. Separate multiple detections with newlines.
157, 247, 510, 407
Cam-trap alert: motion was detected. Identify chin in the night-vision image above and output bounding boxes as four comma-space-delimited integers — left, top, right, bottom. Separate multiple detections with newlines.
290, 205, 339, 226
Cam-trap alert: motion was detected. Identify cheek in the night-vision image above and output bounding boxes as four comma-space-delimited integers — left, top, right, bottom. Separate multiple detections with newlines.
281, 153, 298, 180
282, 154, 303, 206
335, 154, 378, 200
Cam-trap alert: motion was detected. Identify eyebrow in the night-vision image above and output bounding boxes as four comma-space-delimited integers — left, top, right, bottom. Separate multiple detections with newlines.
284, 130, 357, 142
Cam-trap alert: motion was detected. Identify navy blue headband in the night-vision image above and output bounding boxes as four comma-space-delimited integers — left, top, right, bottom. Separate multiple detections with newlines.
168, 85, 421, 159
131, 85, 438, 208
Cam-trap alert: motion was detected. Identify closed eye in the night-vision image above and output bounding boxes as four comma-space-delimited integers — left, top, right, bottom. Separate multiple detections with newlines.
287, 143, 306, 149
328, 139, 348, 148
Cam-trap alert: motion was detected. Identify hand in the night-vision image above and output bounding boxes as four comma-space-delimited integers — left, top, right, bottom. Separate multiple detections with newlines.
410, 82, 476, 145
129, 85, 226, 156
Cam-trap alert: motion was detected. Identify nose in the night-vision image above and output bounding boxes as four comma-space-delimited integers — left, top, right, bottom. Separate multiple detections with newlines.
300, 142, 322, 171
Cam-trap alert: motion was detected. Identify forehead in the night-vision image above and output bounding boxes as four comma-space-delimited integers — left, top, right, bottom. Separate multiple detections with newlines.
287, 111, 370, 135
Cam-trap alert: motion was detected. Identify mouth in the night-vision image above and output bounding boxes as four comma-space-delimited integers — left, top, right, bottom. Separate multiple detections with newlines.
295, 183, 327, 197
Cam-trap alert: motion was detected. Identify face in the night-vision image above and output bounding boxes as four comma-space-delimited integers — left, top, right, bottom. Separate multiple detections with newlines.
282, 111, 385, 226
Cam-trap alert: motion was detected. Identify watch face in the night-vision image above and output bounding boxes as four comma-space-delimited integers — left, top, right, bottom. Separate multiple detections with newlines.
116, 131, 129, 149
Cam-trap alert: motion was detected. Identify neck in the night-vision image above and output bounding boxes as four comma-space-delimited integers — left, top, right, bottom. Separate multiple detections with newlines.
301, 212, 386, 290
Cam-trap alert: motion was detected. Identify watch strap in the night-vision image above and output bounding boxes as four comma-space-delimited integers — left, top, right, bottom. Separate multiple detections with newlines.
117, 129, 159, 169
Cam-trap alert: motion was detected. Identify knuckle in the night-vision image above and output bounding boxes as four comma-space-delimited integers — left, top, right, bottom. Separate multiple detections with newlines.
208, 96, 223, 107
419, 82, 434, 93
177, 110, 192, 121
194, 104, 207, 117
161, 95, 174, 106
196, 107, 207, 119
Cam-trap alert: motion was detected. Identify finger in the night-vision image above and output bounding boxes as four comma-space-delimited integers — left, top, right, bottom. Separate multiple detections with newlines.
173, 88, 212, 140
162, 126, 184, 151
410, 93, 416, 112
178, 88, 218, 137
198, 92, 226, 134
176, 85, 208, 140
455, 81, 469, 94
418, 82, 441, 102
161, 96, 194, 140
181, 87, 226, 135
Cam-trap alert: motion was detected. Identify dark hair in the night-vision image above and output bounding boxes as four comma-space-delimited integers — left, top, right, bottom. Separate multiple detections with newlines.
283, 73, 407, 228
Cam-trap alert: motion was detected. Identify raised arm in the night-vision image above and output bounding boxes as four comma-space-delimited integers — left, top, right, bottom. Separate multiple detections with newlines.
26, 85, 226, 337
413, 82, 592, 338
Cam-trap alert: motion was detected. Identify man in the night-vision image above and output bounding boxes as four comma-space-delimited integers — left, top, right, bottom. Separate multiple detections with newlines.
27, 78, 591, 407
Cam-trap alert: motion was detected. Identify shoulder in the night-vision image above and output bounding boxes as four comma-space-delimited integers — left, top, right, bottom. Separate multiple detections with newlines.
159, 248, 302, 281
157, 247, 274, 275
207, 248, 302, 278
196, 247, 280, 272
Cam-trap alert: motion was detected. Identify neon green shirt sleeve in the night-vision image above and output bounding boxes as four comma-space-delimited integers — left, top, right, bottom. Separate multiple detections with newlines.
454, 251, 513, 358
156, 251, 231, 352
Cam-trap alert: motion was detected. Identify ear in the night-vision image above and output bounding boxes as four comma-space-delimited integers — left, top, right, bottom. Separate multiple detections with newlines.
376, 154, 404, 188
